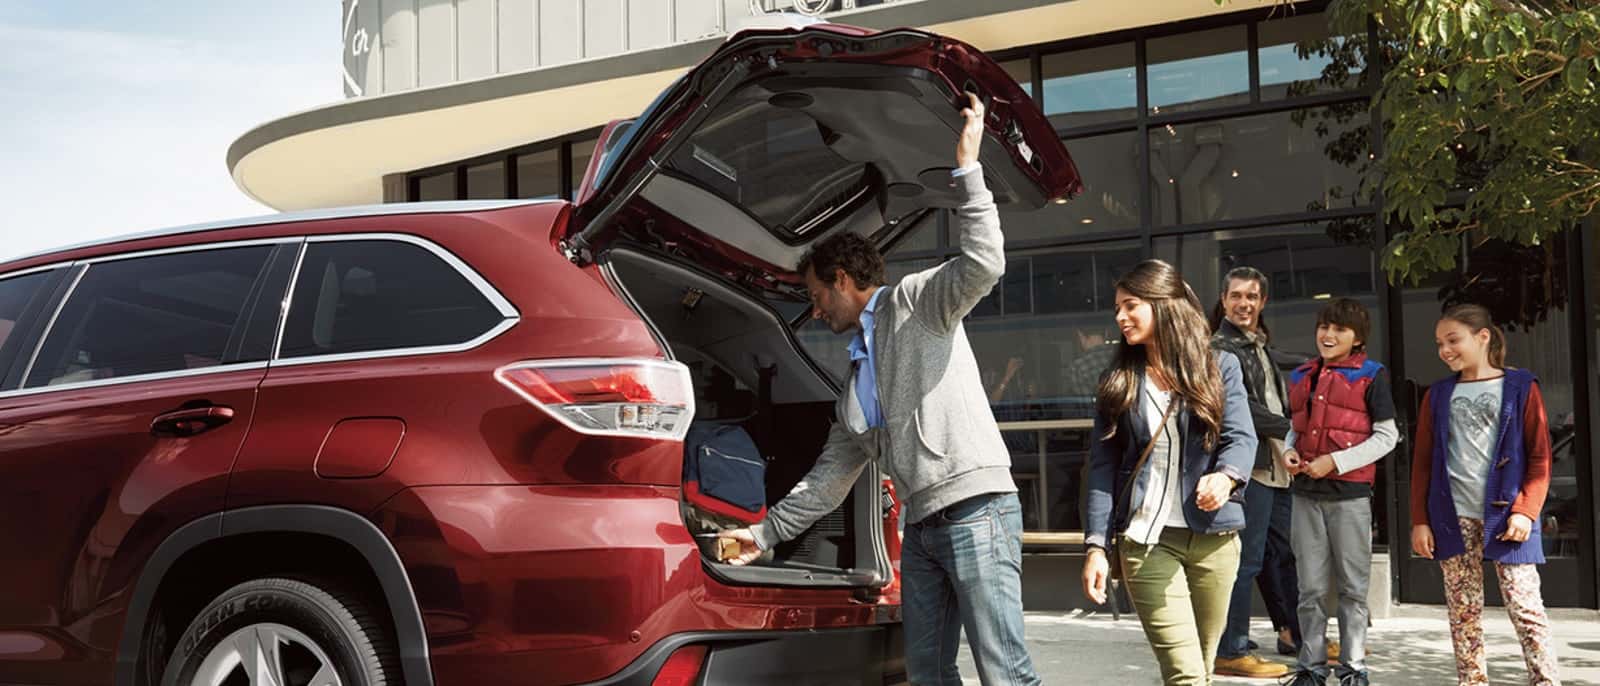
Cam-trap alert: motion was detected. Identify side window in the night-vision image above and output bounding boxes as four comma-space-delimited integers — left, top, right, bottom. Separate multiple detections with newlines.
0, 271, 53, 353
278, 240, 507, 359
25, 246, 275, 387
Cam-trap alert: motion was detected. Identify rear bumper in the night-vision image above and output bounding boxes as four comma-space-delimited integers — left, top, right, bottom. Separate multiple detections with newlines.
578, 625, 907, 686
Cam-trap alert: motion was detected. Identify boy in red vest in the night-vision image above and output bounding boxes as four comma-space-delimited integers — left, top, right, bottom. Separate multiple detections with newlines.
1278, 299, 1398, 686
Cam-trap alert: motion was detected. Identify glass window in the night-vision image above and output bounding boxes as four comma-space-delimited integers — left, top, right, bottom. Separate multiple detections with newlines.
999, 58, 1034, 100
1002, 131, 1141, 242
1155, 222, 1382, 363
1259, 13, 1366, 99
279, 240, 506, 359
1041, 43, 1136, 129
415, 171, 456, 201
1148, 105, 1370, 227
1398, 238, 1580, 557
1147, 26, 1250, 114
465, 161, 505, 199
0, 271, 51, 353
26, 246, 274, 387
568, 137, 598, 199
966, 241, 1140, 530
516, 148, 561, 200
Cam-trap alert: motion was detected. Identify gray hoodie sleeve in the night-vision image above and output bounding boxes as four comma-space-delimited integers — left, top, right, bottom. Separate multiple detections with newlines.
894, 166, 1005, 334
750, 421, 872, 550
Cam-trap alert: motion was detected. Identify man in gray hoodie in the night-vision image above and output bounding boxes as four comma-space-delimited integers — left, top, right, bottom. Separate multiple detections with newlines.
721, 94, 1039, 685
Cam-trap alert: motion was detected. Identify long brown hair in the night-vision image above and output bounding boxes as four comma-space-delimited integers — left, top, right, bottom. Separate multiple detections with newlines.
1440, 303, 1507, 369
1098, 260, 1225, 450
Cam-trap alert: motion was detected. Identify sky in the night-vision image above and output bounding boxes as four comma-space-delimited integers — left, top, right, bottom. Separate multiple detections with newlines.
0, 1, 339, 261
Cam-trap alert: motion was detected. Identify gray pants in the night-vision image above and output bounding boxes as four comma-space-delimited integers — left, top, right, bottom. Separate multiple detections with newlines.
1290, 494, 1371, 675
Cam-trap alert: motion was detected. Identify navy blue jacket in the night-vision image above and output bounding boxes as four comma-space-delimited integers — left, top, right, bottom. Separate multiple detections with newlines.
1413, 368, 1550, 564
1085, 351, 1259, 549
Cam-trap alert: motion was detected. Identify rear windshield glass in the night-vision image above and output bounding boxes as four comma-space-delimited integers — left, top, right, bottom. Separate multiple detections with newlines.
666, 96, 875, 241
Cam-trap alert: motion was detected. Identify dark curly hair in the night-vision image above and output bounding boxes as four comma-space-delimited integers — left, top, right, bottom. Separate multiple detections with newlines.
1317, 298, 1371, 352
798, 232, 885, 289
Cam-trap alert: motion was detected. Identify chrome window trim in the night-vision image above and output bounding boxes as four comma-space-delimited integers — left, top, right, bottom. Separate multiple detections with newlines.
78, 237, 299, 266
0, 260, 72, 282
2, 199, 560, 267
18, 265, 87, 388
0, 362, 270, 400
271, 233, 519, 366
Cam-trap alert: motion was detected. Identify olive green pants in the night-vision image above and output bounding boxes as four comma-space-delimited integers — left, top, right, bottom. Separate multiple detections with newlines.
1120, 527, 1242, 685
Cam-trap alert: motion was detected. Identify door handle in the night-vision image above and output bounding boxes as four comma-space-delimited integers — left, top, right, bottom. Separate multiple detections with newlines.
151, 406, 235, 437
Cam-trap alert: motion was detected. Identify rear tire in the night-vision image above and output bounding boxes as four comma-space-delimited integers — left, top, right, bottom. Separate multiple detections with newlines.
160, 577, 397, 686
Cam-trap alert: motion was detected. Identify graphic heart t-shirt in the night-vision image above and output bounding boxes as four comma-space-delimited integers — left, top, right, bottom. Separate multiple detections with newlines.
1447, 376, 1505, 520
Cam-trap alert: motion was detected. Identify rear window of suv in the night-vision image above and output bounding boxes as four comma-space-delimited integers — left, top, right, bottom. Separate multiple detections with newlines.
278, 239, 508, 359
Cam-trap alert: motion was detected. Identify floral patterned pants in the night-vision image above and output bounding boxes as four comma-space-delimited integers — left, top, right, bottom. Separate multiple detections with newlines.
1439, 517, 1560, 686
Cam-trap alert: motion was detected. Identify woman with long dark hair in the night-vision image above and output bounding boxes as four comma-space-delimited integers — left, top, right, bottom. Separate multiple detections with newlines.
1082, 259, 1258, 685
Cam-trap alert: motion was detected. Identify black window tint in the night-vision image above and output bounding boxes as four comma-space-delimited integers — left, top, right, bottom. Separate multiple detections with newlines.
26, 246, 274, 387
279, 240, 505, 359
0, 271, 52, 354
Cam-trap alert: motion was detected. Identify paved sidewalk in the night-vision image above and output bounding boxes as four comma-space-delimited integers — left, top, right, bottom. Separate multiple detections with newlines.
956, 607, 1600, 684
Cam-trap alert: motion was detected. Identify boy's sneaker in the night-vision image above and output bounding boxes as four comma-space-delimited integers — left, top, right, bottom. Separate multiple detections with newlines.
1216, 654, 1290, 678
1336, 669, 1369, 686
1278, 669, 1325, 686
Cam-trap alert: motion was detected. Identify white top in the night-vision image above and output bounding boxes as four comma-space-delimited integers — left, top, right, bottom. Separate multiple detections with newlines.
1448, 376, 1505, 520
1124, 377, 1187, 545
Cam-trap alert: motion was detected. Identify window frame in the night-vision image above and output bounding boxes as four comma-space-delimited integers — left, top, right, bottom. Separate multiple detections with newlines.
270, 233, 520, 367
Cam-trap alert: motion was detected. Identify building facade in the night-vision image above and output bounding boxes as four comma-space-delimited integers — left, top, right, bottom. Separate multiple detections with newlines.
230, 0, 1600, 609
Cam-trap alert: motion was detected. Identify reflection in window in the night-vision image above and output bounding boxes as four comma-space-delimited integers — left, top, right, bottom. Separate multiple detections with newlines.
1000, 59, 1033, 100
0, 272, 50, 353
1259, 13, 1366, 99
1155, 224, 1381, 364
465, 161, 505, 199
1148, 106, 1369, 226
416, 171, 455, 201
516, 148, 561, 200
569, 137, 597, 199
998, 131, 1140, 244
966, 241, 1140, 530
1147, 26, 1249, 114
1042, 43, 1135, 129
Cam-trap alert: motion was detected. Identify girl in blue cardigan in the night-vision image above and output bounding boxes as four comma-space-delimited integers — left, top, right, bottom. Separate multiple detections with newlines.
1410, 304, 1558, 686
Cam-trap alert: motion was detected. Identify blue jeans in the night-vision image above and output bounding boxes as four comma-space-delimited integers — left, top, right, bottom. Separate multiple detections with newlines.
901, 492, 1040, 685
1219, 481, 1301, 658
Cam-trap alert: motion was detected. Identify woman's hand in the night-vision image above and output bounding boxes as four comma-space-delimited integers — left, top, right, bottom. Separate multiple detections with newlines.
1195, 473, 1233, 512
1411, 524, 1435, 559
1499, 513, 1534, 543
1082, 548, 1109, 605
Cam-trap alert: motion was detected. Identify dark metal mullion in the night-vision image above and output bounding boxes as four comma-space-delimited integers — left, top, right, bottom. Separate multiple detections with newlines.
1367, 13, 1408, 604
1145, 90, 1368, 129
1030, 50, 1043, 103
1054, 120, 1142, 140
454, 165, 468, 200
559, 140, 575, 201
1136, 36, 1152, 258
1247, 21, 1261, 104
505, 153, 519, 199
1569, 221, 1600, 608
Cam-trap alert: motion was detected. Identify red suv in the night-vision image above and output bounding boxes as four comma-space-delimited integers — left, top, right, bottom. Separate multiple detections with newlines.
0, 22, 1077, 686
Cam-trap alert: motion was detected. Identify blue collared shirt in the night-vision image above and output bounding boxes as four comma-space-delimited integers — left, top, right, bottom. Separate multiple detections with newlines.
847, 286, 887, 428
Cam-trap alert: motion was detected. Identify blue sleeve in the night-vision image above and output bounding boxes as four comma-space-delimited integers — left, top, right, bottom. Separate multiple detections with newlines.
1084, 411, 1119, 550
1213, 352, 1260, 496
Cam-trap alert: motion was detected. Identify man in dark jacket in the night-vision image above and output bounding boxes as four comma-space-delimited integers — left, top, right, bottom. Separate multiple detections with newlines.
1210, 267, 1308, 677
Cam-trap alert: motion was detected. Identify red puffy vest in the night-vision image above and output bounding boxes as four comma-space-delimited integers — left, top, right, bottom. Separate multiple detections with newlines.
1287, 352, 1383, 485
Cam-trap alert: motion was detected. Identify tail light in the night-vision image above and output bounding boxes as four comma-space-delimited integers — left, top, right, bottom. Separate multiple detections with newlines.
651, 645, 707, 686
495, 358, 694, 440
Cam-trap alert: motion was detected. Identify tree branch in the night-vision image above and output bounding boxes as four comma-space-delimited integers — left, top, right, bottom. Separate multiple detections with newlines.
1492, 0, 1543, 26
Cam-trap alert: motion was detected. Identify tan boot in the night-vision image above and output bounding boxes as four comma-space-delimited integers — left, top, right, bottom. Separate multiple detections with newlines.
1215, 654, 1291, 678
